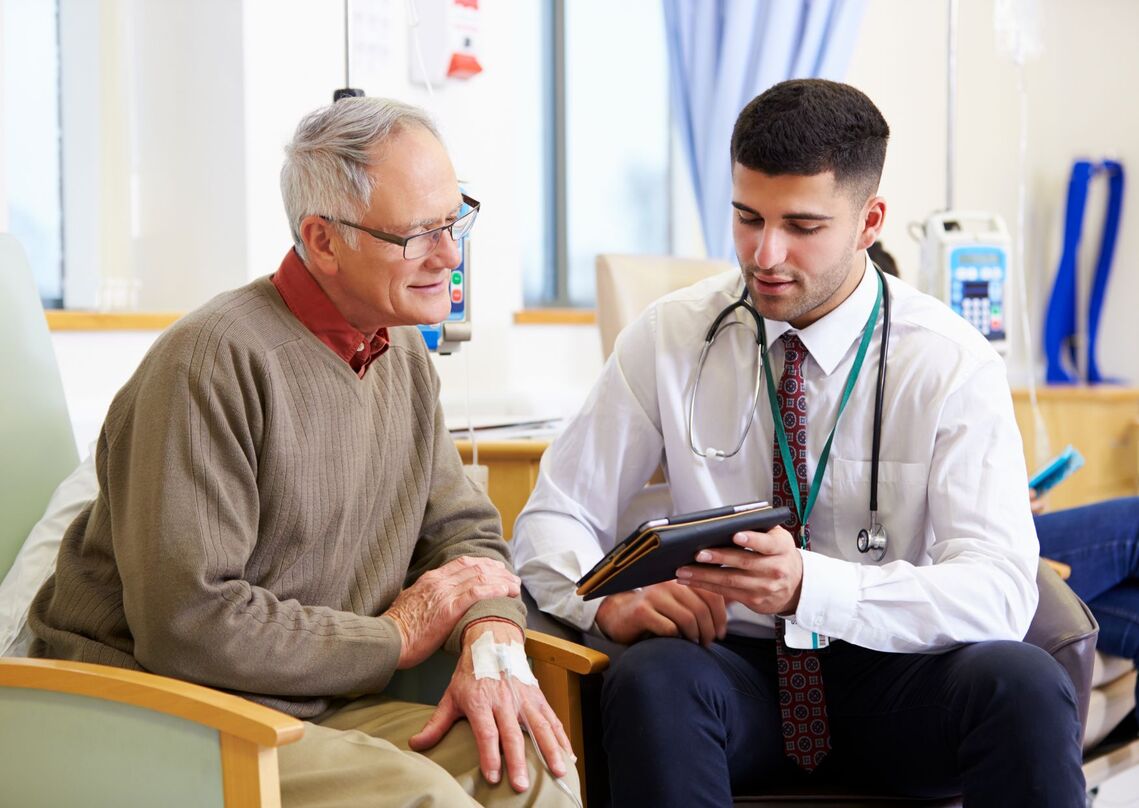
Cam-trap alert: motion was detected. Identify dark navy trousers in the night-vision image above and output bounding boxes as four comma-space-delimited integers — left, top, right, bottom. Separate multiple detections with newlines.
601, 634, 1085, 807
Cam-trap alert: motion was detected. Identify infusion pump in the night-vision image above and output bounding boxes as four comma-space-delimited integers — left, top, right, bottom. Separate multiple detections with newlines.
917, 211, 1010, 352
417, 238, 471, 355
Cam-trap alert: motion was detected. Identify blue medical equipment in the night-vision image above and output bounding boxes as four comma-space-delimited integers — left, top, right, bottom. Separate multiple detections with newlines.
1043, 160, 1125, 384
917, 212, 1011, 352
417, 237, 472, 355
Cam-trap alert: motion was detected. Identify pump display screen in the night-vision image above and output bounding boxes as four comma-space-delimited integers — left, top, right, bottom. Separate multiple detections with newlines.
949, 246, 1006, 341
954, 251, 1003, 267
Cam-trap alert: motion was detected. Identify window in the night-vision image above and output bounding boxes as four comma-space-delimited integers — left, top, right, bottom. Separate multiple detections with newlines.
2, 0, 63, 307
525, 0, 672, 307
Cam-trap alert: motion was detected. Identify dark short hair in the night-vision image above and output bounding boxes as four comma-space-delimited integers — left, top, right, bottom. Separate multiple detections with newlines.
867, 241, 899, 277
730, 79, 889, 200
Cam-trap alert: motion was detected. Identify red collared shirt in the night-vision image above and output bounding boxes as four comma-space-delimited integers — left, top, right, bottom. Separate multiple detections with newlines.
271, 249, 389, 378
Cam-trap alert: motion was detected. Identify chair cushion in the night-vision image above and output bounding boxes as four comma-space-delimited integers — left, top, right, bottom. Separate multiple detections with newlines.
1091, 650, 1136, 689
0, 453, 95, 656
1084, 667, 1138, 751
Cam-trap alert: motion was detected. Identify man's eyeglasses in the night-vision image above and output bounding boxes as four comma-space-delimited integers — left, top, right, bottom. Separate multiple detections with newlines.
324, 194, 480, 260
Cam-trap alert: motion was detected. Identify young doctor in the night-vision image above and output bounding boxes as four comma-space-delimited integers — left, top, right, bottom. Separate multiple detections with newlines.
513, 79, 1085, 805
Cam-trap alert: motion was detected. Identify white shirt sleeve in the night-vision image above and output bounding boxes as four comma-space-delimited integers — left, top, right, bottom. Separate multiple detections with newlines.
513, 314, 667, 632
794, 357, 1039, 652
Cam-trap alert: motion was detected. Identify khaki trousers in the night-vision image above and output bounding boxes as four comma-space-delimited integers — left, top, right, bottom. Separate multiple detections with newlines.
278, 695, 581, 807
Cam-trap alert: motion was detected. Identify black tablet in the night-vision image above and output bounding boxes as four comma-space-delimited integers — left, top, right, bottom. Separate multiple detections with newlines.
575, 501, 792, 600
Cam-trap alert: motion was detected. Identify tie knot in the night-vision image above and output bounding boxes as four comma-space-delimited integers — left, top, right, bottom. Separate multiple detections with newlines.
781, 333, 808, 369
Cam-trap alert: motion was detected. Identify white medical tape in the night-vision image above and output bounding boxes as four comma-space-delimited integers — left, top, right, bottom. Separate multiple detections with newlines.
470, 630, 538, 686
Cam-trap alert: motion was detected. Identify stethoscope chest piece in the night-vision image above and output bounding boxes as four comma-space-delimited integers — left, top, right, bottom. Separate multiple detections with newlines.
856, 520, 888, 562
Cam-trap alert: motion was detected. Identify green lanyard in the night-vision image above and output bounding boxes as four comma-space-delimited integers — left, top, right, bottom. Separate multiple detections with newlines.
761, 274, 883, 549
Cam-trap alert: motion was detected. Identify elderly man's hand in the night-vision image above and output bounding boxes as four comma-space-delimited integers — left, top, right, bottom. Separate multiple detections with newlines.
409, 620, 574, 792
385, 556, 521, 669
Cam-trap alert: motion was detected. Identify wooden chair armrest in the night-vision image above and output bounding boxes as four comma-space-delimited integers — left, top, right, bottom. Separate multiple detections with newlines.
524, 630, 608, 803
524, 629, 610, 675
0, 657, 304, 749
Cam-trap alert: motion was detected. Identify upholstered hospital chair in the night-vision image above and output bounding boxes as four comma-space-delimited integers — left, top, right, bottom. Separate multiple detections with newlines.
0, 233, 605, 805
530, 252, 1115, 806
595, 253, 736, 359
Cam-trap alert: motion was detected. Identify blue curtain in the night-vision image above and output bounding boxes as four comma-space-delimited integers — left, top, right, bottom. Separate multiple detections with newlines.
663, 0, 867, 260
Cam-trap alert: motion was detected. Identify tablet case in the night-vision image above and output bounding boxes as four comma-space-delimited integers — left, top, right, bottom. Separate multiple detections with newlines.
575, 502, 793, 600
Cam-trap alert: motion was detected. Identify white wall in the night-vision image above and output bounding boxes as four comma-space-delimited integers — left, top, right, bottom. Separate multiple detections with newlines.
0, 0, 7, 231
56, 0, 249, 311
40, 0, 1139, 454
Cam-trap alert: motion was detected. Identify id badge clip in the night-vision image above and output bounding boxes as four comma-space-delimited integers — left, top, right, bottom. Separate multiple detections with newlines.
784, 620, 829, 650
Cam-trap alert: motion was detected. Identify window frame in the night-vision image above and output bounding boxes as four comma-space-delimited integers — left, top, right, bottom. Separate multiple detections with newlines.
529, 0, 674, 309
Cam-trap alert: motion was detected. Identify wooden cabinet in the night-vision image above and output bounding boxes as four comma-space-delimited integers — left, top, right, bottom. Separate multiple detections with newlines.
1012, 387, 1139, 509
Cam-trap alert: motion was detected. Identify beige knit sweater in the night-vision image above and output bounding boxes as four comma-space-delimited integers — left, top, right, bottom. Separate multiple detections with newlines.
30, 277, 523, 718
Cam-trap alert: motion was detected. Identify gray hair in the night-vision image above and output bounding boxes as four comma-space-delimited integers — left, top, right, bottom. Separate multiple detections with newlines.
281, 97, 440, 261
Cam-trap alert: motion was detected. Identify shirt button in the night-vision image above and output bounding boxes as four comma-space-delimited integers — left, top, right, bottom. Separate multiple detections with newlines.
356, 342, 365, 352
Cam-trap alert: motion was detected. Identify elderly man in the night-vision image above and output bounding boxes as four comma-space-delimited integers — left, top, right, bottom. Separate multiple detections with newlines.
30, 97, 578, 807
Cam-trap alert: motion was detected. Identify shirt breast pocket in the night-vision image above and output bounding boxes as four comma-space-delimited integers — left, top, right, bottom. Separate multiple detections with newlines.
828, 456, 929, 563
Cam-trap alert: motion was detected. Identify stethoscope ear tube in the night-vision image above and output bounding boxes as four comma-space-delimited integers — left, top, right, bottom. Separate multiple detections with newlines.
688, 289, 766, 461
703, 291, 763, 345
868, 266, 891, 516
860, 266, 892, 560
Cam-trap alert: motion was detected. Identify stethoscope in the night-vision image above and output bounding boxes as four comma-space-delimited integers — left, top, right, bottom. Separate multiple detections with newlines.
685, 264, 892, 561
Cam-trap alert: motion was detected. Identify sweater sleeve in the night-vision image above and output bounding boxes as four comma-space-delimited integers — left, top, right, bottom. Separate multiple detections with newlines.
403, 355, 526, 653
106, 327, 403, 698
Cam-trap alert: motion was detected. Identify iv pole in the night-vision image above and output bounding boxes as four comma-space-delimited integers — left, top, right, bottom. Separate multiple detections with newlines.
946, 0, 957, 211
334, 0, 364, 101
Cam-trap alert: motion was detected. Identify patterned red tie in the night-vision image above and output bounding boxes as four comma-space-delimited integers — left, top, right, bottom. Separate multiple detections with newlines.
772, 332, 831, 772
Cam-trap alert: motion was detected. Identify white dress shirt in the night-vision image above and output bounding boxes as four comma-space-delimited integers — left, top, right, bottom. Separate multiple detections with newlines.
513, 259, 1039, 653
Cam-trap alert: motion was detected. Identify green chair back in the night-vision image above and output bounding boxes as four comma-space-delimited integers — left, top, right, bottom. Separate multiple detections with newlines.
0, 234, 79, 577
385, 650, 456, 704
0, 687, 225, 808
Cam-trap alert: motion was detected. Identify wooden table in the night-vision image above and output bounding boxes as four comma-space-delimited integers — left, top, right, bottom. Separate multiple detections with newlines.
1012, 386, 1139, 510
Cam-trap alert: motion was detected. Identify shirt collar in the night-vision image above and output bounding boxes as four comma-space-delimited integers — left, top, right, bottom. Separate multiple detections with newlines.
271, 249, 389, 373
762, 253, 878, 376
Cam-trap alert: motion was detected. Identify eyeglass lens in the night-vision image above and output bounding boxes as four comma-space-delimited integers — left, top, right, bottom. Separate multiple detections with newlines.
404, 206, 477, 260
